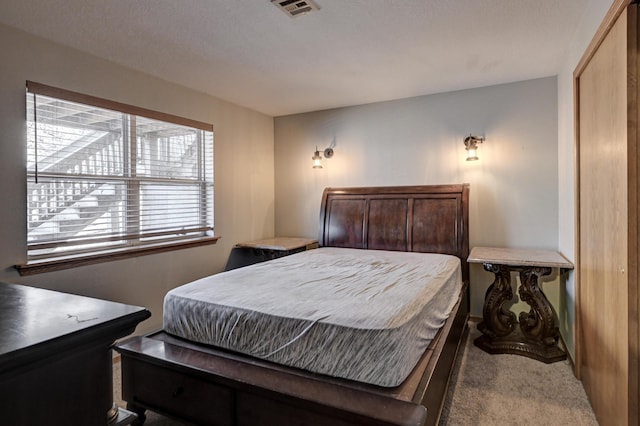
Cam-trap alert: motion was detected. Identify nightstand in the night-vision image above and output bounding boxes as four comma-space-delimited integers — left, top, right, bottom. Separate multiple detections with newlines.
467, 246, 573, 363
225, 237, 318, 271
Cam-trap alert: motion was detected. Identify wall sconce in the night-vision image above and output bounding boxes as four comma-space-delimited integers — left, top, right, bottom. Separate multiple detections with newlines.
312, 146, 334, 168
463, 135, 485, 161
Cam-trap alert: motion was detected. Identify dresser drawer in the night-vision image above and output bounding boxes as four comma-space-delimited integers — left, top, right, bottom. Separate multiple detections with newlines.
122, 358, 233, 426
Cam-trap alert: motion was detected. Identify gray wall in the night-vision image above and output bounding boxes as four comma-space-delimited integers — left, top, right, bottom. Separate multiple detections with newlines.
0, 24, 275, 334
274, 77, 559, 322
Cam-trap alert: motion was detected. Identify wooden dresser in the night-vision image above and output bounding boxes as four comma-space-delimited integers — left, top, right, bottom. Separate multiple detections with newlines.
0, 282, 150, 425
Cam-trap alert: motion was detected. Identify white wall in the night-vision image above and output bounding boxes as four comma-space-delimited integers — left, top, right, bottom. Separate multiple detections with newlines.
557, 0, 612, 361
0, 24, 275, 334
274, 77, 559, 319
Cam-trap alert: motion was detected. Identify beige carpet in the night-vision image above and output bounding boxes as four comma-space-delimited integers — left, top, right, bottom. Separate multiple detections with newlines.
439, 322, 597, 425
114, 322, 598, 425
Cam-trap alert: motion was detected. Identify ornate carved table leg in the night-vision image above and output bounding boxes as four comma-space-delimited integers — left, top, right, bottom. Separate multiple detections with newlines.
517, 266, 567, 362
474, 263, 517, 352
475, 262, 566, 363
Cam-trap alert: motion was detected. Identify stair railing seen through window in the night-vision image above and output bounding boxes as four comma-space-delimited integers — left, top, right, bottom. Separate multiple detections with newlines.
22, 81, 215, 273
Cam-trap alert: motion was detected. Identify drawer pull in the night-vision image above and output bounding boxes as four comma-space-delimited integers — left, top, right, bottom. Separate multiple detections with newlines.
172, 386, 184, 398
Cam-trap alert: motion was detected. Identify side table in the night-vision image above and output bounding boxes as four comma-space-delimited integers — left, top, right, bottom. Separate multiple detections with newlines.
467, 247, 573, 363
225, 237, 318, 270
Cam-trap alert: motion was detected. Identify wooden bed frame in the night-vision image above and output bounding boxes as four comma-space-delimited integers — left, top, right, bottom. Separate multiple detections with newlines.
116, 184, 470, 426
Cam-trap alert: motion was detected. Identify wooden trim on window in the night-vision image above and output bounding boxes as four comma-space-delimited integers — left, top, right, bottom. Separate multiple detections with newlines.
26, 81, 214, 132
15, 236, 220, 276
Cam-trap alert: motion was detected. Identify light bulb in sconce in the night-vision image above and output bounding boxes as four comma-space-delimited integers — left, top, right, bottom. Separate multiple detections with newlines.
312, 147, 323, 168
311, 146, 334, 169
466, 146, 478, 161
463, 135, 485, 161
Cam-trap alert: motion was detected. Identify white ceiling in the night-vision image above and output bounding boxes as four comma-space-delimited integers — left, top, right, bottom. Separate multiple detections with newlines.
0, 0, 587, 117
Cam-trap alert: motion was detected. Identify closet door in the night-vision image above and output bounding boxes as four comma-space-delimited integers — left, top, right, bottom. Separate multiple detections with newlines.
576, 4, 638, 426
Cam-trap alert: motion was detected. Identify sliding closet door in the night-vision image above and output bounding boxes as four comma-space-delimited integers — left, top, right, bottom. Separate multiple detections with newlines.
576, 4, 638, 425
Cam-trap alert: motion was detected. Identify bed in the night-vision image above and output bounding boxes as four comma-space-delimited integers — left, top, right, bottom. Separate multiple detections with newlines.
116, 184, 470, 426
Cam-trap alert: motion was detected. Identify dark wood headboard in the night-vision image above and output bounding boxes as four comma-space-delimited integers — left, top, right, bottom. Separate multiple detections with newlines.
318, 184, 470, 282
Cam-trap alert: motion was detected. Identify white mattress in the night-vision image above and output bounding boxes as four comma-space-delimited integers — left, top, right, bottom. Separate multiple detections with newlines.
163, 247, 462, 387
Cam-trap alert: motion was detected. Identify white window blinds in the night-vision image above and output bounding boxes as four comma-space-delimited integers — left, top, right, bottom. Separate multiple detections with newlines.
26, 81, 214, 261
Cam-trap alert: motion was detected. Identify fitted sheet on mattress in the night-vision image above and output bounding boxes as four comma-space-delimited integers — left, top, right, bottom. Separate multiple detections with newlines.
163, 247, 462, 387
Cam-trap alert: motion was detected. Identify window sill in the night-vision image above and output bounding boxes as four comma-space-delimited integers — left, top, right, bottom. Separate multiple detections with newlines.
15, 236, 220, 276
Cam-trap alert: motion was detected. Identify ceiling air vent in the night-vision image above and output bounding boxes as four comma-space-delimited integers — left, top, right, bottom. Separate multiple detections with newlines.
271, 0, 320, 18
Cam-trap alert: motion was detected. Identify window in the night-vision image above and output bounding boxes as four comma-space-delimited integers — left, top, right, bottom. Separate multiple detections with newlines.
20, 82, 216, 274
